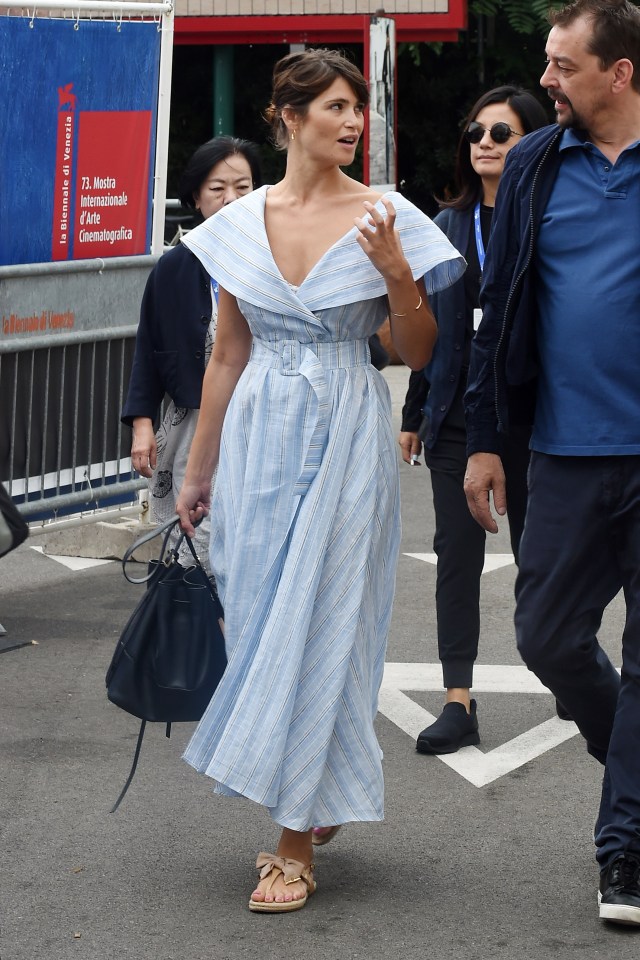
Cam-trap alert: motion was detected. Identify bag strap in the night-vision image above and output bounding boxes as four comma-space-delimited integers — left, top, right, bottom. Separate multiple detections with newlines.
182, 527, 212, 578
181, 533, 222, 612
122, 514, 182, 585
110, 720, 146, 812
109, 720, 173, 813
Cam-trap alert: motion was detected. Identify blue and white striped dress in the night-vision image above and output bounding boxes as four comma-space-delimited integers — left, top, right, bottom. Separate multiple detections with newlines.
181, 187, 465, 830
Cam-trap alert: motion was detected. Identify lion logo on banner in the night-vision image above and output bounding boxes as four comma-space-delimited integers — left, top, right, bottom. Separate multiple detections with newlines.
57, 83, 77, 111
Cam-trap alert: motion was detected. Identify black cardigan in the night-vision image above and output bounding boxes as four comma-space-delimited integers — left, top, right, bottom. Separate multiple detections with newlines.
121, 243, 212, 426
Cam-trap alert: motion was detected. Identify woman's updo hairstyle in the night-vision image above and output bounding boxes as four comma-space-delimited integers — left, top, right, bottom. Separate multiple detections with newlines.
265, 48, 369, 150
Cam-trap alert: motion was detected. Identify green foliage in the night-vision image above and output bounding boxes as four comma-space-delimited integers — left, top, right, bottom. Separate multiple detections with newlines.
471, 0, 561, 34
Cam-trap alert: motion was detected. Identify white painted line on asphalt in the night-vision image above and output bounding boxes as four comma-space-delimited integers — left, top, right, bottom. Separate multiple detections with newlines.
404, 552, 515, 574
30, 546, 114, 570
379, 662, 579, 787
383, 662, 550, 693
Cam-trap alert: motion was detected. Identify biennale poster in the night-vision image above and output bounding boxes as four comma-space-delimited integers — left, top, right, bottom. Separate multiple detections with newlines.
0, 16, 161, 267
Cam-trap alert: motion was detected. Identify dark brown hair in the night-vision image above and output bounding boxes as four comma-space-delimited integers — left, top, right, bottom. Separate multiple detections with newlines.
440, 86, 550, 212
549, 0, 640, 93
265, 48, 369, 150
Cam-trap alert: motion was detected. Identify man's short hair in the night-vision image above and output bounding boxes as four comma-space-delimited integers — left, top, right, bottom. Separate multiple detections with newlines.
550, 0, 640, 92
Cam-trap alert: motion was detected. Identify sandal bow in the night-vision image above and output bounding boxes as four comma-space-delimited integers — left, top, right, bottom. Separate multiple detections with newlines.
255, 852, 314, 886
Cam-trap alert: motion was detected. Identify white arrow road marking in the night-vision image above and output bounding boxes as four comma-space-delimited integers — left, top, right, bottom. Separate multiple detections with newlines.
404, 552, 515, 574
379, 663, 579, 787
30, 545, 114, 571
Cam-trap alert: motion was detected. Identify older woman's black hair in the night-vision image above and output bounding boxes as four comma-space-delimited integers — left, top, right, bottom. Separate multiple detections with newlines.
441, 85, 550, 212
265, 48, 369, 150
177, 136, 263, 210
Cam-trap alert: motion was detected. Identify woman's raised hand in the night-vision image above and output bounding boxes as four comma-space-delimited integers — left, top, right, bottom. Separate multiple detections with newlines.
354, 198, 407, 280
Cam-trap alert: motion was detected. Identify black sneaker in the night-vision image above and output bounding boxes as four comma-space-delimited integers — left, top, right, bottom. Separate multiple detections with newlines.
599, 853, 640, 925
416, 700, 480, 755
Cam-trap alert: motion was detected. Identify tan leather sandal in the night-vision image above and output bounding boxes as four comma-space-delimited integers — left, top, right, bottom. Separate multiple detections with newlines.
248, 852, 316, 913
312, 825, 341, 846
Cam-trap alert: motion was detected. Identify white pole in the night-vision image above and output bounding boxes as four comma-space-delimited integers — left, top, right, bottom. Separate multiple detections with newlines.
150, 5, 174, 255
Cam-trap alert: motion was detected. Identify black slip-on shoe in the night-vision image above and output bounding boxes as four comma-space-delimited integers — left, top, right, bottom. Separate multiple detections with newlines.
416, 699, 480, 755
599, 853, 640, 925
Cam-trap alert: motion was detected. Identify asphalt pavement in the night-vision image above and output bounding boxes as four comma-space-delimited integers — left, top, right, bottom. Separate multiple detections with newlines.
0, 366, 636, 960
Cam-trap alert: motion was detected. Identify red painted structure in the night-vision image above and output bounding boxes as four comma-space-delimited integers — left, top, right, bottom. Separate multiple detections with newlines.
174, 3, 467, 46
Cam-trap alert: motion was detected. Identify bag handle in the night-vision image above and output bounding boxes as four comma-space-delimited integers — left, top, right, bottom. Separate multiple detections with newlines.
122, 514, 200, 585
121, 514, 219, 603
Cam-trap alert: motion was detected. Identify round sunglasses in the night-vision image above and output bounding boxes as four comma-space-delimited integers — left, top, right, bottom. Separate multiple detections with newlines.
464, 121, 523, 145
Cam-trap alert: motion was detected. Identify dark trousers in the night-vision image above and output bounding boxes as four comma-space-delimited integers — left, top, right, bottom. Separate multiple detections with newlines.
425, 420, 530, 689
515, 453, 640, 867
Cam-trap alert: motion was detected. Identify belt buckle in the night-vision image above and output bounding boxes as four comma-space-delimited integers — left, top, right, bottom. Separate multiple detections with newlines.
280, 340, 301, 376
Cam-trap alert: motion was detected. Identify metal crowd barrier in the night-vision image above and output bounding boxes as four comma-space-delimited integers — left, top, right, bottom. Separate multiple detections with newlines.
1, 326, 146, 519
0, 255, 158, 521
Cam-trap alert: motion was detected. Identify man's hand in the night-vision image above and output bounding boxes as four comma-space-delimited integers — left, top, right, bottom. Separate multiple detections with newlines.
463, 452, 507, 534
398, 431, 422, 465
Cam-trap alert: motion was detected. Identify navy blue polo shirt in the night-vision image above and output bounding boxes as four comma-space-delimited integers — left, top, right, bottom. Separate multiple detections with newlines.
533, 128, 640, 455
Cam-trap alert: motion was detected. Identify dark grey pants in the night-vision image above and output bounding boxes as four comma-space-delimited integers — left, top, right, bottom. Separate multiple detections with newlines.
425, 419, 529, 689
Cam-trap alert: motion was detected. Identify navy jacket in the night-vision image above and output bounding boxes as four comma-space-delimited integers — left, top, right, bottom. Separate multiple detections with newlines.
401, 206, 470, 447
121, 243, 212, 426
465, 124, 562, 456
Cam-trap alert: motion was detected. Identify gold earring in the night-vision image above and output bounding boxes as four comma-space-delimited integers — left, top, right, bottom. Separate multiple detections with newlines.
290, 128, 296, 141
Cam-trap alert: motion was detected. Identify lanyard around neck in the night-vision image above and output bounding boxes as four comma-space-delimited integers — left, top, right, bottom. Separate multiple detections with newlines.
473, 203, 486, 273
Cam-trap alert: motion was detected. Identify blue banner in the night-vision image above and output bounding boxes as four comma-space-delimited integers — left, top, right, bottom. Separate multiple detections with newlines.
0, 16, 161, 266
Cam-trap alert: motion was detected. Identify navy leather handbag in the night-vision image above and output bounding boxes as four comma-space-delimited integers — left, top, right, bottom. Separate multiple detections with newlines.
106, 516, 226, 810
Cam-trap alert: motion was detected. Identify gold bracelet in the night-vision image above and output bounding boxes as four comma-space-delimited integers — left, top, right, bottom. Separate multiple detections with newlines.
390, 295, 423, 318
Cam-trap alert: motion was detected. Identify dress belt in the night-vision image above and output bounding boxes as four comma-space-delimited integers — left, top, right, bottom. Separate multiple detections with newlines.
250, 337, 371, 373
249, 338, 371, 495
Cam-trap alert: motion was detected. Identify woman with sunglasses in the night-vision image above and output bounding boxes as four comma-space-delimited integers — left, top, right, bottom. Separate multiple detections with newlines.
399, 86, 549, 754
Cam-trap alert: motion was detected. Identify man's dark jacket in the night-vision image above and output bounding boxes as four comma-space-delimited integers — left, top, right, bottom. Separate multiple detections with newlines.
464, 123, 562, 456
121, 243, 211, 426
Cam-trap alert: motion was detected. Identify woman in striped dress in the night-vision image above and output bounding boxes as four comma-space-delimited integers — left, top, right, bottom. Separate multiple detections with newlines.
176, 48, 465, 913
